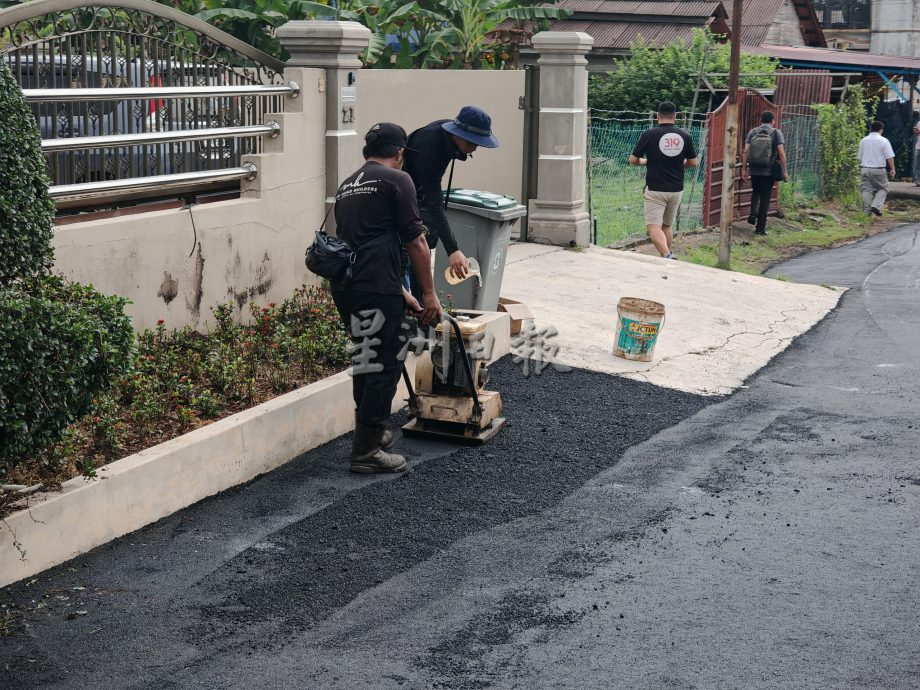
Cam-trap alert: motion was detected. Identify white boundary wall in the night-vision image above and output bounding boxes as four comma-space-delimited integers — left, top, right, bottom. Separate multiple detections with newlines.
49, 67, 327, 332
357, 70, 526, 204
46, 67, 528, 332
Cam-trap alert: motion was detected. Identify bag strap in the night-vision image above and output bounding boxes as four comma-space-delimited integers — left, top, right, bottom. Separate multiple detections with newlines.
443, 158, 456, 210
344, 232, 397, 281
319, 201, 334, 231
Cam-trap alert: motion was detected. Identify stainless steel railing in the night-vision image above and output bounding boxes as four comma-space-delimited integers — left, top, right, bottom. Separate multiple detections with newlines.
24, 82, 297, 208
50, 163, 258, 207
22, 82, 301, 103
42, 122, 281, 153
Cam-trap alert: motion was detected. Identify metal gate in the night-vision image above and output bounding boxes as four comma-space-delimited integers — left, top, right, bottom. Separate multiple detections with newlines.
703, 89, 783, 227
0, 0, 288, 210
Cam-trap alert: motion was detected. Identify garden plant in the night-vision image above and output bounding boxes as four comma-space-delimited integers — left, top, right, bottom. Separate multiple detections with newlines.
0, 59, 134, 483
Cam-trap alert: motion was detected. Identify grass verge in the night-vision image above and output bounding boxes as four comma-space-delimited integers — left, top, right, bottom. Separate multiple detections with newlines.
632, 197, 920, 276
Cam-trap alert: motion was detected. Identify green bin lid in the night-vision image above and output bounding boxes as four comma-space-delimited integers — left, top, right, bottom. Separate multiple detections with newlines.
446, 188, 518, 209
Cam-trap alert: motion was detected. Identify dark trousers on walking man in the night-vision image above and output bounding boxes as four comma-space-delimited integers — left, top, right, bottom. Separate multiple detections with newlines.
748, 175, 775, 235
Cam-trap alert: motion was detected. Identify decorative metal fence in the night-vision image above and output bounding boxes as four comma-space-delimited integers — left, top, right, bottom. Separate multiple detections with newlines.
0, 0, 294, 210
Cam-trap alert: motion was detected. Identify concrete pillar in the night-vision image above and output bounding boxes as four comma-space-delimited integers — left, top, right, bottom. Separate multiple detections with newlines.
277, 20, 371, 230
527, 31, 594, 247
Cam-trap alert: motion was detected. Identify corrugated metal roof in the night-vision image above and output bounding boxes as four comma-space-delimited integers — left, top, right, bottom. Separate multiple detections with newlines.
749, 43, 920, 74
521, 1, 823, 52
554, 0, 722, 17
723, 0, 784, 47
544, 18, 710, 49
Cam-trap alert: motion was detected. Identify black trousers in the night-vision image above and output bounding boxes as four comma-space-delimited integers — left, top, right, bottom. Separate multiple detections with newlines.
749, 175, 775, 232
331, 289, 406, 428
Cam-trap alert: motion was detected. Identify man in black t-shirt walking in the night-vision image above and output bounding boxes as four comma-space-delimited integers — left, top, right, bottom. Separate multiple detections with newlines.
332, 122, 442, 474
629, 102, 698, 258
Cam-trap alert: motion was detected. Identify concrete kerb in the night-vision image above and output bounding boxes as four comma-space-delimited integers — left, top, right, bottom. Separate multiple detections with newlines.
0, 313, 511, 589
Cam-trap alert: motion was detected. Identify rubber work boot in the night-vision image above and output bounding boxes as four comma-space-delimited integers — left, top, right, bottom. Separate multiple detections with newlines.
350, 422, 407, 474
354, 413, 395, 451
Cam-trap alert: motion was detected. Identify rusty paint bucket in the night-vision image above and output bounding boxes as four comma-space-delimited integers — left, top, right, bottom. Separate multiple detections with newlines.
613, 297, 666, 362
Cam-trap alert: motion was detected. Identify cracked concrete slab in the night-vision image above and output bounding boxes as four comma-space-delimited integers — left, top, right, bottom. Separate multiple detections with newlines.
501, 244, 843, 395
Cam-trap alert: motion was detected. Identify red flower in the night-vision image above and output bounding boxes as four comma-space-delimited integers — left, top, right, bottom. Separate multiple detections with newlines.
157, 319, 165, 325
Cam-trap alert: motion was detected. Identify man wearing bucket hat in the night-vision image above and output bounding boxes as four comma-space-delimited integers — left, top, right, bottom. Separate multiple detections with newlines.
403, 106, 500, 296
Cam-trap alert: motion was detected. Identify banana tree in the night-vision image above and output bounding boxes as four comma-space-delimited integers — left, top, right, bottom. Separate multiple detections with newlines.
421, 0, 569, 69
194, 0, 332, 60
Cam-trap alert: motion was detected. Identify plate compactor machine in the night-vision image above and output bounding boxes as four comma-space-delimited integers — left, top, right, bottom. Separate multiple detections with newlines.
401, 313, 505, 444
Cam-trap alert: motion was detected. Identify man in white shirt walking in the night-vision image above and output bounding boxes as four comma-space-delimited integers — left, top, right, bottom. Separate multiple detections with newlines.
858, 120, 896, 216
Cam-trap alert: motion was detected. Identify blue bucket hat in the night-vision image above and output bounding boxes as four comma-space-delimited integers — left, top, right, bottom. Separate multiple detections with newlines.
442, 106, 499, 148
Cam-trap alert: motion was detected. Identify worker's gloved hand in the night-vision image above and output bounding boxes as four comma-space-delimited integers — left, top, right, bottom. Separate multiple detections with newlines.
421, 290, 443, 326
448, 250, 470, 280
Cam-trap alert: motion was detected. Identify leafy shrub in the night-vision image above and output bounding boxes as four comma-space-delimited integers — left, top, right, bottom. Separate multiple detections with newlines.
815, 85, 876, 203
5, 285, 350, 484
0, 59, 55, 286
0, 276, 134, 477
589, 29, 779, 114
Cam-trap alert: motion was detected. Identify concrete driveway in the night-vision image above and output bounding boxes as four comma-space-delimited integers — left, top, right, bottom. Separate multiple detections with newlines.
501, 244, 843, 395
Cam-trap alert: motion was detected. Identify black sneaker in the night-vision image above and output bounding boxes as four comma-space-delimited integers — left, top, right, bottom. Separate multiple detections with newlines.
746, 216, 756, 225
870, 207, 882, 216
754, 229, 767, 236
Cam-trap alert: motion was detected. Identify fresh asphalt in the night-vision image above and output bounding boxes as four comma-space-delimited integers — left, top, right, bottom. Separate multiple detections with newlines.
3, 225, 920, 689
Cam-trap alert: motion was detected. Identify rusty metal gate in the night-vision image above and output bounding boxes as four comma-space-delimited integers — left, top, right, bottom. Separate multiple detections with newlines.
703, 89, 783, 227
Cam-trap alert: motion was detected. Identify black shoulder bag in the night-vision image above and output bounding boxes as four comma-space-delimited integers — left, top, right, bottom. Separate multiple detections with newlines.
770, 129, 785, 182
305, 205, 393, 283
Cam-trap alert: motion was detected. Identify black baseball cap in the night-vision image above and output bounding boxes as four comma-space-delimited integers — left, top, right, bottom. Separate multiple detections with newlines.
365, 122, 409, 149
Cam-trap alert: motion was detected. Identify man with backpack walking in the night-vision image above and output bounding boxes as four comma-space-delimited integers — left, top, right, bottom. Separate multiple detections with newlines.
741, 111, 788, 236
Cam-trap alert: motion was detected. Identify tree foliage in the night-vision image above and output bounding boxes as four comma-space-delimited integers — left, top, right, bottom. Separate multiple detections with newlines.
814, 84, 877, 202
589, 29, 779, 114
185, 0, 569, 67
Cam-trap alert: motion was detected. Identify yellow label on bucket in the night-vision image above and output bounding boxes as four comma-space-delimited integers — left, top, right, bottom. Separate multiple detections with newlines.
628, 322, 659, 339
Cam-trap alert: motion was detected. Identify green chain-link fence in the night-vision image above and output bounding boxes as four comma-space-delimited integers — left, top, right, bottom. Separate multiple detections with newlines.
589, 111, 708, 246
588, 107, 821, 247
780, 108, 821, 203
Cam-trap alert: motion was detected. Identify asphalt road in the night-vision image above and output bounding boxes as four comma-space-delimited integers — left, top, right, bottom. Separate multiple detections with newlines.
3, 224, 920, 689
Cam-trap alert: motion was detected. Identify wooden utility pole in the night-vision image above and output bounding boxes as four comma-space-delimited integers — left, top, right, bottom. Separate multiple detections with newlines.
718, 0, 743, 269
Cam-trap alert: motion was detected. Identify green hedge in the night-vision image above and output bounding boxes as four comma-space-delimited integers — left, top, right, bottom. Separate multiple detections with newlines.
0, 277, 135, 477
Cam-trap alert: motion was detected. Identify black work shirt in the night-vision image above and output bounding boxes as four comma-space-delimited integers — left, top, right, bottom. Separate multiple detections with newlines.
632, 124, 697, 193
333, 161, 425, 295
403, 120, 468, 256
